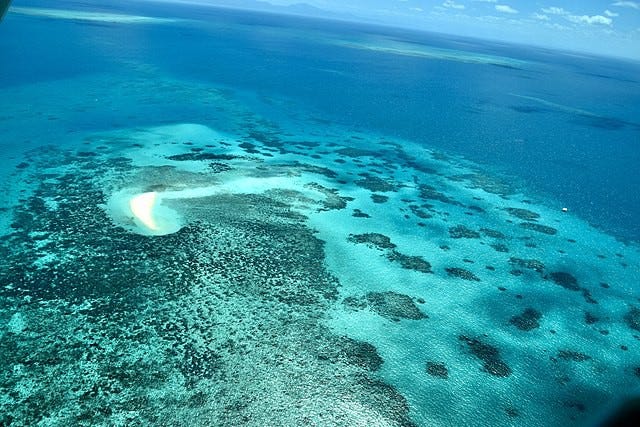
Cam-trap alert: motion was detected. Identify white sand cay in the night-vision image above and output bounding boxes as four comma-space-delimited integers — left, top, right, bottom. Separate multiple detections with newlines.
107, 188, 182, 236
108, 176, 324, 236
128, 192, 164, 233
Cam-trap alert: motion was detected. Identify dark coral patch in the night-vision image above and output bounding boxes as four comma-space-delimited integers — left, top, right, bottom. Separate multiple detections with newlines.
167, 153, 240, 161
289, 162, 338, 179
319, 336, 384, 371
505, 407, 520, 418
519, 222, 558, 235
76, 151, 98, 158
581, 288, 598, 305
343, 296, 368, 311
352, 209, 371, 218
305, 183, 352, 210
624, 307, 640, 331
366, 292, 428, 321
208, 162, 232, 173
445, 267, 480, 281
585, 312, 599, 324
348, 233, 396, 250
557, 350, 591, 362
387, 251, 432, 273
547, 272, 580, 291
449, 173, 514, 196
491, 244, 509, 253
510, 308, 542, 331
409, 205, 432, 219
480, 228, 506, 239
418, 184, 462, 206
509, 257, 545, 273
371, 194, 389, 204
355, 174, 396, 192
335, 147, 379, 158
459, 336, 512, 377
449, 225, 481, 239
505, 208, 541, 221
426, 362, 448, 379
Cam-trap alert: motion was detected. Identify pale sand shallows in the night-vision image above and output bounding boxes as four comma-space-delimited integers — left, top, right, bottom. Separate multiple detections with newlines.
10, 7, 180, 24
330, 39, 529, 68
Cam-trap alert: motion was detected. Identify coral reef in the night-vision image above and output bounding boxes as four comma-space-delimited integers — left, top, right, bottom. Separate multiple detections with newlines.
519, 222, 558, 235
445, 267, 480, 281
449, 225, 481, 239
505, 207, 540, 221
510, 308, 542, 331
426, 362, 449, 379
347, 233, 397, 250
387, 250, 433, 273
459, 336, 512, 377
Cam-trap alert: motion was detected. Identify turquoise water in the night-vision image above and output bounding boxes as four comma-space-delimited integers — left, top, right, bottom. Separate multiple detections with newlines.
1, 1, 639, 426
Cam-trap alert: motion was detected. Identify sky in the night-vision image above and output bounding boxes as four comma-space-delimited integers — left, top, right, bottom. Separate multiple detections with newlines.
150, 0, 640, 60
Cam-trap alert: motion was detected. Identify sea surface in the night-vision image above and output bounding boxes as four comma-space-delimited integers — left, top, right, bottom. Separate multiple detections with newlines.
1, 0, 639, 426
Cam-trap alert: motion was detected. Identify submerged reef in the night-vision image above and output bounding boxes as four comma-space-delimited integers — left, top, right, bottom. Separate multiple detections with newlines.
317, 336, 384, 372
355, 174, 397, 192
449, 225, 481, 239
480, 228, 506, 239
519, 222, 558, 235
505, 207, 540, 221
445, 267, 481, 281
449, 172, 514, 196
459, 336, 512, 377
344, 292, 427, 322
510, 308, 543, 331
557, 350, 591, 362
624, 307, 640, 331
167, 152, 241, 161
509, 257, 545, 274
347, 234, 431, 273
348, 233, 396, 250
418, 184, 462, 206
0, 144, 417, 426
304, 182, 352, 210
371, 194, 389, 204
425, 362, 449, 379
547, 272, 580, 291
386, 250, 433, 274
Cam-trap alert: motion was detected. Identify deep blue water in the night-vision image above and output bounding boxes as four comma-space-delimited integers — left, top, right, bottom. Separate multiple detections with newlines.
3, 0, 639, 242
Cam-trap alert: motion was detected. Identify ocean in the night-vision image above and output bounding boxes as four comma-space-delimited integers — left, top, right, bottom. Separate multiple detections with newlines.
1, 0, 639, 426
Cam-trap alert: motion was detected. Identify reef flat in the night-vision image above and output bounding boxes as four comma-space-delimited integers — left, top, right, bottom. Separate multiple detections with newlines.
0, 34, 638, 425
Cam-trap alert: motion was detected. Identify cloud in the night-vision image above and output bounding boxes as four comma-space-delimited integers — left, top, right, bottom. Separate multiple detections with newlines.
538, 7, 613, 26
567, 14, 613, 25
605, 9, 619, 16
612, 1, 640, 9
442, 0, 465, 10
410, 7, 424, 12
495, 4, 518, 14
533, 13, 550, 21
541, 7, 569, 15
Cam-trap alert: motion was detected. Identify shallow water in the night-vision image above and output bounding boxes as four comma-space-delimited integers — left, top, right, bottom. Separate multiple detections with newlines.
1, 1, 639, 426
